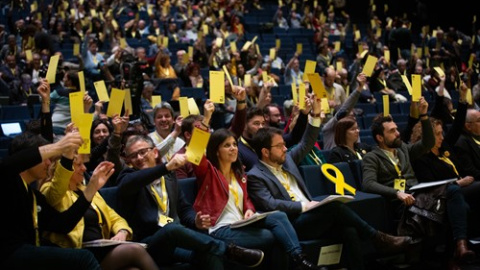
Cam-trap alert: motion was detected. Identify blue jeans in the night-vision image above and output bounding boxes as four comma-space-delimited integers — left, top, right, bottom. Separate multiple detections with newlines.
142, 222, 226, 270
446, 184, 468, 240
2, 244, 100, 270
210, 211, 300, 270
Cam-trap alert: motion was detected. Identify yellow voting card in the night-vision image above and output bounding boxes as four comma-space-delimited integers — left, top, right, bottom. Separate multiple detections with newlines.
210, 71, 225, 103
222, 65, 234, 87
251, 35, 258, 44
46, 54, 60, 83
124, 89, 133, 115
188, 46, 194, 59
182, 52, 189, 64
215, 37, 223, 48
69, 92, 84, 125
186, 128, 211, 165
151, 95, 162, 108
262, 71, 268, 83
354, 30, 361, 41
318, 244, 343, 266
179, 97, 189, 118
416, 47, 422, 58
307, 73, 327, 99
276, 39, 281, 49
94, 80, 110, 102
296, 43, 303, 54
434, 67, 445, 77
78, 71, 85, 94
203, 24, 209, 35
241, 41, 252, 51
188, 98, 200, 115
321, 98, 330, 114
411, 74, 422, 102
255, 44, 260, 55
292, 82, 298, 103
469, 54, 475, 69
119, 38, 127, 49
269, 48, 276, 60
106, 88, 125, 117
163, 37, 169, 48
334, 41, 341, 52
401, 75, 413, 95
303, 60, 317, 81
78, 113, 94, 154
336, 61, 342, 72
73, 43, 80, 56
383, 95, 389, 116
362, 55, 378, 77
298, 83, 306, 110
230, 42, 237, 53
385, 50, 390, 63
25, 50, 33, 62
466, 88, 473, 105
244, 74, 251, 87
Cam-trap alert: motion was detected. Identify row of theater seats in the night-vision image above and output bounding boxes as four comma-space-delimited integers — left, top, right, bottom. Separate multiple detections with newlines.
99, 160, 392, 270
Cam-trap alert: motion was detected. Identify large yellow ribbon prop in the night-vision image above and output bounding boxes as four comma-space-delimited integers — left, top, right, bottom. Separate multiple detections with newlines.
321, 164, 356, 196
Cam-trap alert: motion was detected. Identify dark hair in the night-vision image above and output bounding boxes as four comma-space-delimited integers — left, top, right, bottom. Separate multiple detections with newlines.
370, 114, 394, 144
262, 104, 279, 116
181, 114, 204, 139
206, 129, 244, 176
246, 107, 264, 122
186, 62, 200, 76
9, 132, 49, 156
410, 117, 442, 144
334, 117, 357, 146
66, 70, 80, 90
90, 119, 113, 146
251, 127, 283, 159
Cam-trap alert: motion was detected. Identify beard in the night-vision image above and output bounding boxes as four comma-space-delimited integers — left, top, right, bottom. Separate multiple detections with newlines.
269, 121, 280, 128
385, 137, 402, 148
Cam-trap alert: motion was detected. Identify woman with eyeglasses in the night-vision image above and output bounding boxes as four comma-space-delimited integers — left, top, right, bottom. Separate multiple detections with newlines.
328, 117, 371, 163
40, 154, 160, 270
190, 100, 320, 270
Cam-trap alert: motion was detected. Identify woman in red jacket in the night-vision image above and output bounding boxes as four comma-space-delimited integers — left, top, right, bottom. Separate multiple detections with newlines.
193, 128, 319, 270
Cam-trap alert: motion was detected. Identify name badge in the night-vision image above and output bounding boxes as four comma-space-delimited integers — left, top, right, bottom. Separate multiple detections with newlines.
159, 214, 174, 227
394, 178, 406, 192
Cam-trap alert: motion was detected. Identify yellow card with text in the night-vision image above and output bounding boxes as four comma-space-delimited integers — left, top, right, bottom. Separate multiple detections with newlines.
262, 71, 268, 83
78, 113, 94, 154
78, 71, 85, 94
362, 55, 378, 77
383, 95, 389, 116
94, 80, 110, 102
303, 60, 317, 80
46, 54, 60, 83
188, 98, 200, 115
308, 73, 327, 99
179, 97, 189, 118
151, 95, 162, 108
69, 91, 84, 125
210, 71, 225, 103
298, 83, 305, 109
411, 74, 422, 102
124, 89, 133, 115
321, 98, 330, 114
292, 82, 298, 103
318, 244, 343, 266
73, 43, 80, 56
434, 67, 445, 77
186, 128, 211, 165
296, 43, 303, 54
222, 65, 234, 87
106, 88, 125, 117
244, 74, 251, 87
401, 75, 413, 95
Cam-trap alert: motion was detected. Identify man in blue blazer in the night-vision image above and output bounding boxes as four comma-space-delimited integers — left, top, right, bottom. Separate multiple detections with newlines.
117, 135, 263, 270
247, 95, 414, 270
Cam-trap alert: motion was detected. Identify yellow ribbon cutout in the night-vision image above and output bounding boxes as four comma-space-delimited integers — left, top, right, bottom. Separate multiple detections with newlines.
321, 164, 356, 196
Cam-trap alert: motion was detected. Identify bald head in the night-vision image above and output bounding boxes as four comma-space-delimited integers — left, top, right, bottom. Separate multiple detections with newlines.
465, 109, 480, 136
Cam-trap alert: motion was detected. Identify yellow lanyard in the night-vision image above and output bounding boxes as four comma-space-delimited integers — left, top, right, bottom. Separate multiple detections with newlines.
280, 170, 296, 201
240, 136, 255, 152
387, 155, 402, 178
150, 177, 168, 213
228, 172, 242, 213
438, 155, 460, 177
472, 136, 480, 145
377, 78, 387, 88
308, 151, 322, 165
22, 178, 39, 246
355, 151, 363, 160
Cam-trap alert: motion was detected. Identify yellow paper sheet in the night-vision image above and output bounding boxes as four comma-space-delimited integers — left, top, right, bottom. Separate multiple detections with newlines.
182, 52, 189, 64
203, 24, 209, 35
186, 128, 211, 165
411, 74, 422, 102
210, 71, 225, 103
222, 65, 234, 87
269, 48, 276, 60
188, 46, 194, 59
307, 73, 327, 99
78, 71, 85, 94
244, 74, 251, 87
78, 113, 94, 154
106, 88, 126, 117
46, 54, 60, 83
188, 98, 200, 115
384, 50, 390, 63
251, 36, 258, 44
215, 37, 223, 48
94, 80, 110, 102
151, 95, 162, 108
354, 30, 361, 41
434, 67, 445, 77
303, 60, 317, 81
73, 43, 80, 56
469, 54, 475, 69
296, 43, 303, 55
230, 42, 237, 53
336, 61, 342, 72
383, 95, 389, 116
255, 44, 260, 55
318, 244, 343, 266
179, 97, 189, 118
241, 41, 252, 51
298, 83, 305, 110
466, 88, 473, 105
119, 38, 127, 49
124, 89, 133, 115
69, 91, 84, 125
321, 98, 330, 114
163, 37, 169, 48
416, 47, 422, 58
362, 55, 378, 77
334, 41, 341, 52
25, 50, 33, 62
262, 71, 268, 83
292, 82, 298, 103
401, 75, 413, 95
276, 39, 281, 49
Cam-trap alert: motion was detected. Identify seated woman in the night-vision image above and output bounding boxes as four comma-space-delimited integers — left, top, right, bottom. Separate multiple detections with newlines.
192, 125, 319, 268
154, 53, 177, 79
41, 154, 159, 270
328, 117, 371, 163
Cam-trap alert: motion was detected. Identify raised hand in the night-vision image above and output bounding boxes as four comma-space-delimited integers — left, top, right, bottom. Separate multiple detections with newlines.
89, 161, 115, 191
171, 116, 183, 138
56, 132, 83, 157
203, 99, 215, 123
418, 97, 428, 116
83, 93, 93, 113
233, 85, 246, 101
165, 154, 187, 171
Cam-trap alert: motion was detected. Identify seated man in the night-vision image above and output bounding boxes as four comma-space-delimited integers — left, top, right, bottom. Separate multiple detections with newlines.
117, 135, 263, 269
455, 109, 480, 181
248, 95, 413, 270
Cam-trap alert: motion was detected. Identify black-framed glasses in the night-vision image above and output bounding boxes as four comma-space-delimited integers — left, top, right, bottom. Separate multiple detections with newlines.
270, 143, 286, 149
126, 147, 154, 160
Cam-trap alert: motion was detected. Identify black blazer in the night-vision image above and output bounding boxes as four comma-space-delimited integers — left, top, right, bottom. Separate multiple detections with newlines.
455, 134, 480, 181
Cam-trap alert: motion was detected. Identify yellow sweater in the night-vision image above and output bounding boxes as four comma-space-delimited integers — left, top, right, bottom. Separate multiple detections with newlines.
40, 164, 132, 248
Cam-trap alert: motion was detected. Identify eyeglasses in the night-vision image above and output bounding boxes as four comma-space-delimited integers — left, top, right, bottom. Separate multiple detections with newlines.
270, 143, 286, 149
126, 147, 153, 160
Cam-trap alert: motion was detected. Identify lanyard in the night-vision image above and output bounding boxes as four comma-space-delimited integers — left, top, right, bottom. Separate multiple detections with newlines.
438, 155, 460, 177
22, 178, 40, 246
386, 155, 402, 178
150, 177, 168, 213
228, 172, 242, 213
308, 151, 322, 165
377, 78, 387, 88
472, 136, 480, 145
240, 136, 255, 152
355, 151, 363, 160
280, 170, 296, 201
